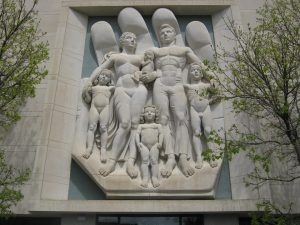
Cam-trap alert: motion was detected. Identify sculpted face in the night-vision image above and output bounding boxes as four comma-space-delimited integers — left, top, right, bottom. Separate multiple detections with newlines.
119, 32, 137, 50
144, 50, 154, 61
159, 25, 176, 45
95, 70, 112, 85
190, 64, 203, 81
144, 107, 156, 123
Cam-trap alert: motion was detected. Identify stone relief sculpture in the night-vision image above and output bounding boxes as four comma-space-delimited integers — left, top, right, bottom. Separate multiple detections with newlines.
73, 7, 224, 198
82, 69, 115, 163
136, 105, 163, 188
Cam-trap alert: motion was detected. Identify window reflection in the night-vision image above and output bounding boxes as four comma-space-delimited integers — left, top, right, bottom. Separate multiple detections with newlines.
96, 216, 204, 225
120, 216, 179, 225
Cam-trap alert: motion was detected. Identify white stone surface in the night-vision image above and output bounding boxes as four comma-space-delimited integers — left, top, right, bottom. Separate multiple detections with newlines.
1, 0, 284, 216
30, 199, 260, 213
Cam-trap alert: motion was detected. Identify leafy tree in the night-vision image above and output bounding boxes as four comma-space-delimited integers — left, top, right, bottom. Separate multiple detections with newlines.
0, 0, 48, 128
250, 201, 299, 225
0, 0, 48, 217
205, 0, 300, 223
0, 151, 30, 216
210, 0, 300, 187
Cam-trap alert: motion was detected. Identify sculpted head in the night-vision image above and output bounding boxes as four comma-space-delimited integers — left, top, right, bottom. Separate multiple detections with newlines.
94, 69, 113, 86
140, 105, 160, 123
189, 62, 204, 81
144, 50, 154, 62
159, 24, 176, 46
119, 32, 137, 50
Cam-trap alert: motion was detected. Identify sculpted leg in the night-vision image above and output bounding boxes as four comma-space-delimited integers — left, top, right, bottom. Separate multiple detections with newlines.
99, 125, 108, 163
160, 116, 176, 177
171, 86, 194, 176
99, 90, 131, 176
150, 144, 160, 188
127, 86, 147, 178
127, 125, 139, 178
190, 107, 203, 169
82, 107, 98, 159
99, 106, 109, 163
153, 80, 175, 177
139, 143, 150, 188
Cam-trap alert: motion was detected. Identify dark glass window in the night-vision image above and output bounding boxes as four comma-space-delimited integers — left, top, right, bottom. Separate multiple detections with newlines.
96, 215, 203, 225
0, 217, 61, 225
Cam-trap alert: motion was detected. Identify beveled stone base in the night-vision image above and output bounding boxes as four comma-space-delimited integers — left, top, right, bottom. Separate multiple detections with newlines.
72, 148, 222, 199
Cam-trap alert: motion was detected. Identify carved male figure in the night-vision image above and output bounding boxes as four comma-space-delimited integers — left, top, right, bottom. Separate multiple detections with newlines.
82, 69, 115, 162
140, 24, 208, 177
136, 105, 163, 188
184, 62, 217, 168
89, 32, 147, 176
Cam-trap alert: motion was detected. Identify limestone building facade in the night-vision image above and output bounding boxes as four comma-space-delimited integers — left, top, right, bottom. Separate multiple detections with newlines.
1, 0, 299, 225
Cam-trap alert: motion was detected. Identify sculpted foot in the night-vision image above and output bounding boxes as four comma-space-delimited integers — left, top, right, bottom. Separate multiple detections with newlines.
127, 159, 138, 178
141, 179, 148, 188
127, 165, 138, 178
99, 159, 116, 176
179, 155, 195, 177
152, 178, 160, 188
195, 156, 203, 169
209, 160, 218, 168
161, 157, 176, 177
82, 149, 92, 159
100, 148, 107, 163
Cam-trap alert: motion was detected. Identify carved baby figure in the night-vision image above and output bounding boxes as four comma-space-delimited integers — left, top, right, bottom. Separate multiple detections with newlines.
135, 105, 163, 188
184, 62, 217, 169
82, 69, 115, 163
141, 50, 155, 73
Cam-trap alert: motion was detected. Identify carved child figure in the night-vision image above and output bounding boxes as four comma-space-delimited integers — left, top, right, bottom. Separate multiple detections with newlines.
141, 50, 155, 73
82, 69, 115, 163
135, 105, 163, 188
184, 62, 217, 169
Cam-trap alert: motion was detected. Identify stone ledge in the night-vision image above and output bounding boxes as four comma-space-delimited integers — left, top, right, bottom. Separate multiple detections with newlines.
29, 199, 259, 213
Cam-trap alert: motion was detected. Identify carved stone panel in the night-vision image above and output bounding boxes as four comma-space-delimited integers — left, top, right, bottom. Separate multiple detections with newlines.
72, 7, 224, 199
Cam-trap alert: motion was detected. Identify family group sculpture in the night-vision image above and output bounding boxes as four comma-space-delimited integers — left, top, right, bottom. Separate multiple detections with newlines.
80, 7, 219, 188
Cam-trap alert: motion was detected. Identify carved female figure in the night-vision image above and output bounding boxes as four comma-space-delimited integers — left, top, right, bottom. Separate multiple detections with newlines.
82, 69, 115, 162
89, 32, 148, 176
136, 105, 163, 188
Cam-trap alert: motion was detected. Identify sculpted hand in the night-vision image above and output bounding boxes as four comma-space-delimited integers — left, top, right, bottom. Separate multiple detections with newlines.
140, 71, 157, 83
157, 143, 162, 149
138, 143, 147, 152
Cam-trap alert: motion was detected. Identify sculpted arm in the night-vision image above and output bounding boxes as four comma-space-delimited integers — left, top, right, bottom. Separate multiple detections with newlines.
135, 125, 142, 148
82, 82, 92, 104
187, 48, 215, 78
89, 57, 114, 83
158, 125, 163, 149
186, 48, 203, 65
